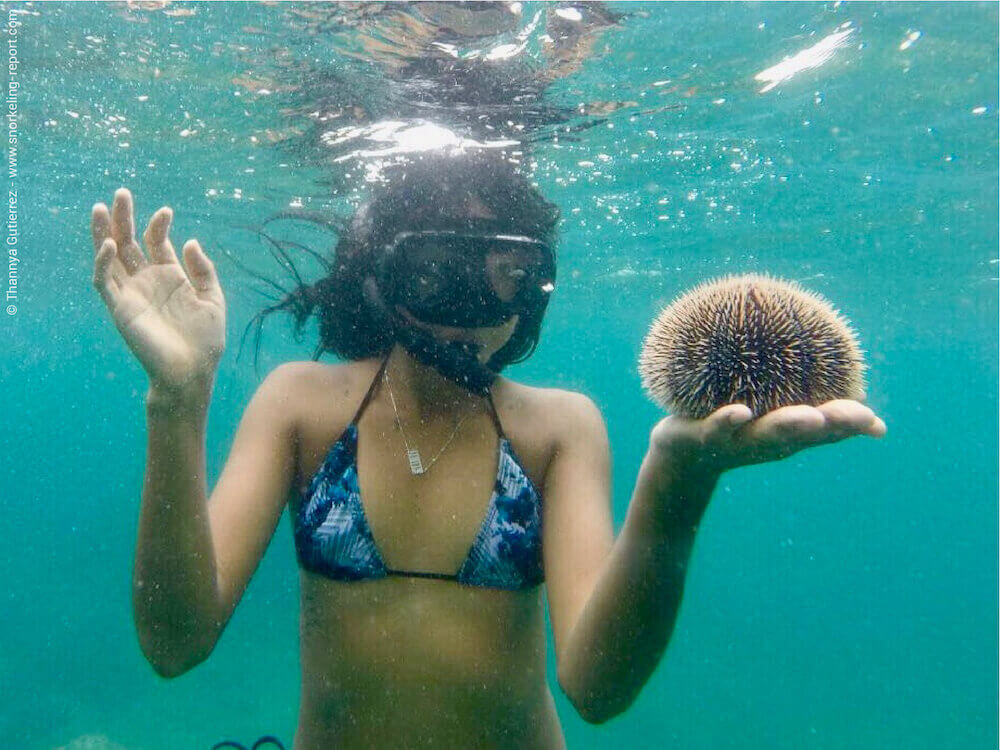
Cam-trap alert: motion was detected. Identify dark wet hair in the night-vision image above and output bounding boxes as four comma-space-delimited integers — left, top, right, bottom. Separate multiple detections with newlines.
244, 150, 561, 372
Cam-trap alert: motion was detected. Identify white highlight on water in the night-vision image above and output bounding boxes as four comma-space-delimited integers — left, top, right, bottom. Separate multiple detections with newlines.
755, 25, 855, 93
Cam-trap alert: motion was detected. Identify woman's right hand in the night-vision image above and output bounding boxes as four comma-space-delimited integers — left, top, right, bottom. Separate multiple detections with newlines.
91, 188, 226, 397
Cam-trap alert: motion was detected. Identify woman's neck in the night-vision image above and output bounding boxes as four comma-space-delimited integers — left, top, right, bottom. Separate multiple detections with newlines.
383, 345, 488, 422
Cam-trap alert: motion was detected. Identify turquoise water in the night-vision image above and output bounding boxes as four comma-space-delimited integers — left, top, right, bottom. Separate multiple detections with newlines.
3, 2, 997, 748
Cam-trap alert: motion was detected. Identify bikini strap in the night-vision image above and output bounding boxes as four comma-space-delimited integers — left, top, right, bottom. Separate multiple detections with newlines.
349, 357, 390, 426
353, 356, 505, 438
485, 389, 507, 440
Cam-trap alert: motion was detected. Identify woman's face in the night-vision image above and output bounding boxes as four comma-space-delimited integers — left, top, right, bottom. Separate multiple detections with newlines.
387, 195, 545, 362
390, 238, 545, 363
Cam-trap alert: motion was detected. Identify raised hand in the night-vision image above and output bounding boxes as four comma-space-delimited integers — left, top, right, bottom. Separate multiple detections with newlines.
91, 188, 226, 395
650, 399, 887, 475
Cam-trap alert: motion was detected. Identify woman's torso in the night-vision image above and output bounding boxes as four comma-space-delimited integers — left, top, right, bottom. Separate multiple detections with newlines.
286, 358, 566, 749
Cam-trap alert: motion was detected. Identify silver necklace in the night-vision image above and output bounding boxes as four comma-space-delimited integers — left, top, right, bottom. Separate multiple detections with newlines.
384, 366, 473, 475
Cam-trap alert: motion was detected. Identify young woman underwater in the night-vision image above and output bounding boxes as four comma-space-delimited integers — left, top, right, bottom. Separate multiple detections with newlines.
90, 153, 886, 749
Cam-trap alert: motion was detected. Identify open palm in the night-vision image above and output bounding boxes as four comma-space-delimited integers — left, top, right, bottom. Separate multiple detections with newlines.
91, 188, 226, 391
652, 399, 887, 475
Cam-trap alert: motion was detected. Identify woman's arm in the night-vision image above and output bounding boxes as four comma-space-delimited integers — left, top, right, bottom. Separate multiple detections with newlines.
550, 426, 718, 724
135, 381, 218, 677
546, 395, 886, 724
91, 188, 297, 678
134, 366, 298, 678
135, 370, 298, 678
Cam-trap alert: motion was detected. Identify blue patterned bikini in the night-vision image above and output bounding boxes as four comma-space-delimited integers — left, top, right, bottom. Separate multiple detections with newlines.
294, 358, 545, 590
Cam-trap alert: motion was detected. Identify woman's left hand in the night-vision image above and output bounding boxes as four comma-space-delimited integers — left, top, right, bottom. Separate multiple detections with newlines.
650, 399, 888, 475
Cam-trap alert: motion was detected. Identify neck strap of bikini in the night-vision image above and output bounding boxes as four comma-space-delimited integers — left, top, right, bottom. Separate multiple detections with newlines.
351, 356, 507, 440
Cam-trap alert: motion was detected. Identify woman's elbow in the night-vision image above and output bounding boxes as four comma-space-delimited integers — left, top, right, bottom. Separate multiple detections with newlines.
570, 694, 630, 725
142, 639, 214, 679
558, 664, 629, 725
148, 656, 190, 680
135, 622, 217, 679
133, 595, 222, 678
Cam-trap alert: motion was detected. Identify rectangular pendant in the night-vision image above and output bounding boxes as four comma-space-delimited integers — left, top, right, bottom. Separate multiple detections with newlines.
407, 449, 424, 475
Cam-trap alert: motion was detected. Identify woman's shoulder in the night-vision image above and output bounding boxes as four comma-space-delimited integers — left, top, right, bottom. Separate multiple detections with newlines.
254, 358, 383, 425
497, 377, 600, 411
258, 358, 378, 392
494, 378, 606, 444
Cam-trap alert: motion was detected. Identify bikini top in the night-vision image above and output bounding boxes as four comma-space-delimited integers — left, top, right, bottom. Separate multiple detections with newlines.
294, 358, 545, 591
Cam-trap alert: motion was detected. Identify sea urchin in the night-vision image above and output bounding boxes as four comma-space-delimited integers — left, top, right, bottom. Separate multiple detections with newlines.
638, 273, 867, 419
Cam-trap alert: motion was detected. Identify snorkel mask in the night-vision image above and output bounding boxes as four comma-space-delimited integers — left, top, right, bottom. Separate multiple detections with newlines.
363, 230, 556, 394
379, 230, 555, 327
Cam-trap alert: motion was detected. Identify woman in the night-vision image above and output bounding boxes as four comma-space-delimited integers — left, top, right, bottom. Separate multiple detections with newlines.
90, 153, 885, 749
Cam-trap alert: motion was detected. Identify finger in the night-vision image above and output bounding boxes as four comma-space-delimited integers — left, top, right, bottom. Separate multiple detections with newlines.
746, 404, 825, 444
111, 187, 148, 273
701, 403, 753, 443
816, 399, 862, 437
869, 416, 887, 438
143, 206, 180, 265
111, 188, 135, 247
92, 239, 121, 309
845, 399, 888, 438
818, 400, 886, 439
723, 403, 754, 427
93, 201, 136, 278
182, 239, 222, 300
91, 202, 112, 254
91, 204, 132, 281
